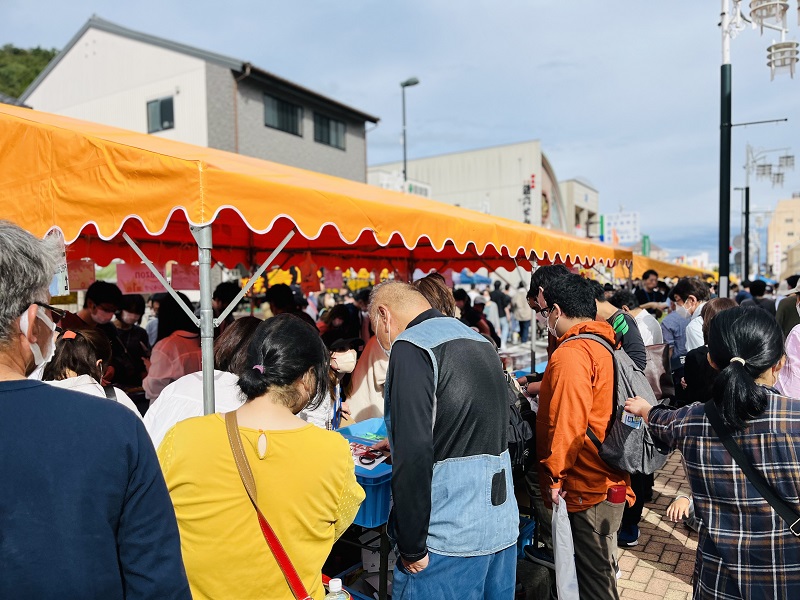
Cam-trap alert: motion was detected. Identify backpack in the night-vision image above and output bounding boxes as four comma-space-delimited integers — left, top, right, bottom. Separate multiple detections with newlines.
565, 333, 670, 475
504, 372, 534, 479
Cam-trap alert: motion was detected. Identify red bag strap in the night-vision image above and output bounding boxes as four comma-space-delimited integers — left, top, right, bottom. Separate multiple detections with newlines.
225, 411, 312, 600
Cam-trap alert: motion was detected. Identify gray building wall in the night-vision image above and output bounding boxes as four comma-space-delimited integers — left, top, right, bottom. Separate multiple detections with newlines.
232, 78, 367, 182
205, 62, 236, 152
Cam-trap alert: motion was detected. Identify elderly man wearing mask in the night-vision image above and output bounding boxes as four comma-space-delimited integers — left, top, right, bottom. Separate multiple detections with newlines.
671, 277, 711, 352
0, 221, 189, 599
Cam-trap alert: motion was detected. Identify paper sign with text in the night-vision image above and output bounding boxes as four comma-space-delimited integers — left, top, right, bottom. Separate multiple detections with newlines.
67, 260, 96, 291
116, 264, 165, 294
171, 264, 200, 290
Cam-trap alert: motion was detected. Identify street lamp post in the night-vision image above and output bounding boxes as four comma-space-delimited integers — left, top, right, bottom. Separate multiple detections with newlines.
741, 144, 794, 280
717, 0, 798, 297
400, 77, 419, 185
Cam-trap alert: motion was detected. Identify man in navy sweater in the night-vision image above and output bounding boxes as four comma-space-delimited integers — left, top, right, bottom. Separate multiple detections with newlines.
0, 221, 190, 599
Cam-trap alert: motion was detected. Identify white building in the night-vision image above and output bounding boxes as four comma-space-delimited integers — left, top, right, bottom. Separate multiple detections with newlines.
21, 16, 379, 181
368, 141, 576, 232
559, 178, 600, 238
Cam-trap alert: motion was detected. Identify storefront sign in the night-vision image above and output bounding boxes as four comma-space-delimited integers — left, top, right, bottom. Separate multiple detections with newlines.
116, 264, 165, 294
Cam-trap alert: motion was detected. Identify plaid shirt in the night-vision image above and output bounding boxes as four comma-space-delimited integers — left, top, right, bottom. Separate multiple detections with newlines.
649, 393, 800, 600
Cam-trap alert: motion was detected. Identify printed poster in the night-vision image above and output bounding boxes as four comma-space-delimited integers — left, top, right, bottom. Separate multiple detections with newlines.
171, 264, 199, 290
67, 260, 96, 291
116, 264, 165, 294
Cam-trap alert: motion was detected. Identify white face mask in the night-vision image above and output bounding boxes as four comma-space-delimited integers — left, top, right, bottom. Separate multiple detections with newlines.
19, 306, 57, 368
331, 349, 357, 374
92, 307, 115, 325
546, 312, 560, 338
120, 310, 140, 325
675, 305, 690, 319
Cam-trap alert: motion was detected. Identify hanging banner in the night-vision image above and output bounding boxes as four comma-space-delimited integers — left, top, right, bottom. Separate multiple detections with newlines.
298, 252, 320, 296
67, 260, 96, 291
325, 268, 344, 291
116, 264, 165, 294
171, 264, 200, 290
49, 233, 69, 296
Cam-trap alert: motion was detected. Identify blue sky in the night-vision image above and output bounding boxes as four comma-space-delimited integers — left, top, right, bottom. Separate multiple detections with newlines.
3, 1, 799, 261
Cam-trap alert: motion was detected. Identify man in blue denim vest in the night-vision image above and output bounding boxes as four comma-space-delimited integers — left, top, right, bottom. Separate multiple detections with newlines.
369, 281, 519, 599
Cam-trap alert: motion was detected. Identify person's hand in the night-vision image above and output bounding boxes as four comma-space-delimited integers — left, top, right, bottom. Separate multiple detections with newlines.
370, 438, 390, 453
666, 496, 691, 522
402, 553, 429, 574
525, 381, 541, 398
550, 487, 566, 506
340, 400, 352, 421
624, 395, 652, 418
680, 376, 687, 390
517, 375, 528, 387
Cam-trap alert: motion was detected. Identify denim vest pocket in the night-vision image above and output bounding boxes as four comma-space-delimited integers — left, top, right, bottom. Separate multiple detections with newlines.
426, 450, 519, 556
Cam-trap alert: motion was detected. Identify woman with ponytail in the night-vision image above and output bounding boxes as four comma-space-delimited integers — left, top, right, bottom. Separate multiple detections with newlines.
625, 307, 800, 599
157, 314, 364, 600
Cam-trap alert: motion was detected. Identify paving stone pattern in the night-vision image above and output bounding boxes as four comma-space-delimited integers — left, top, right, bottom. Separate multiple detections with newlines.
616, 451, 697, 600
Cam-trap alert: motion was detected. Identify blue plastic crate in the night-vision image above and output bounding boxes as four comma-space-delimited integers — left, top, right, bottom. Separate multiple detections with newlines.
337, 419, 392, 529
517, 516, 536, 559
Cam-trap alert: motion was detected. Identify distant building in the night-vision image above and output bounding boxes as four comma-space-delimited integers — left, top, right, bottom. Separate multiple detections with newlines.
601, 212, 640, 246
767, 195, 800, 276
20, 16, 379, 181
368, 141, 575, 232
559, 178, 599, 238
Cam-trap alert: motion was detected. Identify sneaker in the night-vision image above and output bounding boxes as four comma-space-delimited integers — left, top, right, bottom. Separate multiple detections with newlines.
617, 524, 640, 547
523, 545, 555, 570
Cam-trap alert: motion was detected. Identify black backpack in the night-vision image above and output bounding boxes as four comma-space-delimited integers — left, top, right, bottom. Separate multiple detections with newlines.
504, 372, 534, 477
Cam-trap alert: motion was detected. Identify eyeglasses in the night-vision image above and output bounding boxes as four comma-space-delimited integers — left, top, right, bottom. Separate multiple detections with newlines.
539, 305, 553, 318
34, 302, 67, 323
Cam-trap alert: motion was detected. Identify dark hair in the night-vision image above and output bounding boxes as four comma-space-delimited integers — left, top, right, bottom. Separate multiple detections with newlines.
609, 290, 639, 310
42, 329, 112, 382
529, 265, 570, 299
542, 274, 597, 320
671, 277, 711, 303
264, 283, 295, 311
642, 269, 658, 281
589, 279, 606, 302
157, 292, 199, 341
214, 316, 262, 374
237, 314, 330, 411
353, 288, 372, 305
213, 281, 241, 305
748, 280, 767, 297
701, 297, 738, 344
119, 294, 146, 315
414, 274, 456, 317
787, 275, 800, 289
708, 307, 784, 431
452, 288, 471, 308
493, 281, 501, 289
84, 281, 122, 309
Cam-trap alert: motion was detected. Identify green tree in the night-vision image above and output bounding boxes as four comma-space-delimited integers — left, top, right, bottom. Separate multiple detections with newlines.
0, 44, 59, 100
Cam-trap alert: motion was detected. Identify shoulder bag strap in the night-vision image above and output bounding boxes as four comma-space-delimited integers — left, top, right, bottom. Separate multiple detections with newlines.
562, 333, 616, 450
704, 401, 800, 537
224, 411, 313, 599
103, 385, 118, 401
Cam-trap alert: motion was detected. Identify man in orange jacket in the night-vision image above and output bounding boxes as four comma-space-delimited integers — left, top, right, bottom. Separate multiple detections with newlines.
537, 273, 634, 600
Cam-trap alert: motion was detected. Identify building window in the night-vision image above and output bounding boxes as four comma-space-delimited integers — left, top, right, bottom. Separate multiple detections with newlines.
314, 113, 346, 149
264, 95, 303, 136
147, 97, 174, 133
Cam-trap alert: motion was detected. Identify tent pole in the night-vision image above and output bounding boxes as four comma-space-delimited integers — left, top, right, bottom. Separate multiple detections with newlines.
214, 230, 295, 326
122, 233, 199, 326
191, 225, 216, 416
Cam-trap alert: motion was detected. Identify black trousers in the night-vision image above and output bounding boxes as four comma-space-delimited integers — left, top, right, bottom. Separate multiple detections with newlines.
621, 472, 654, 528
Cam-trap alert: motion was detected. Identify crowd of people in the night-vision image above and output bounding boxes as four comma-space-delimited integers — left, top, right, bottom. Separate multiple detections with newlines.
2, 216, 800, 599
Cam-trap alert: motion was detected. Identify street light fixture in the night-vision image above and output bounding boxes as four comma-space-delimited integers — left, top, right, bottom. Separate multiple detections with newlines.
400, 77, 420, 185
718, 0, 798, 298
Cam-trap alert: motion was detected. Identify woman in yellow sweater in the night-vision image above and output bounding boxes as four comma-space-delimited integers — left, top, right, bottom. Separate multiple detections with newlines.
158, 314, 365, 599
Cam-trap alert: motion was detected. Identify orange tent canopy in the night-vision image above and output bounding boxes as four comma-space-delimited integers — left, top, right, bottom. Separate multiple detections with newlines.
615, 255, 715, 281
0, 105, 631, 272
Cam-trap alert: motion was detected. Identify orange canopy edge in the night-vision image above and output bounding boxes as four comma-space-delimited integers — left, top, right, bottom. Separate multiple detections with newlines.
0, 104, 632, 272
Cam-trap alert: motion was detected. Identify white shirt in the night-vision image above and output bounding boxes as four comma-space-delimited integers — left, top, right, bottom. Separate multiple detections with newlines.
634, 310, 664, 346
143, 331, 202, 400
144, 369, 243, 448
685, 301, 707, 352
45, 374, 142, 419
345, 336, 389, 422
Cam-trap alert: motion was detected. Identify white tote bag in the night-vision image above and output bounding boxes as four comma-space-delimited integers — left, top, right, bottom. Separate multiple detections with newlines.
551, 502, 580, 600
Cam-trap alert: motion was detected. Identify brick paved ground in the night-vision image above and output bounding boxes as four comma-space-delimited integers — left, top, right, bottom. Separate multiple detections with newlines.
616, 452, 698, 600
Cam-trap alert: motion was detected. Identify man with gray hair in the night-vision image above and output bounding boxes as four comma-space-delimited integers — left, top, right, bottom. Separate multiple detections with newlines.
0, 221, 190, 599
369, 281, 518, 599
